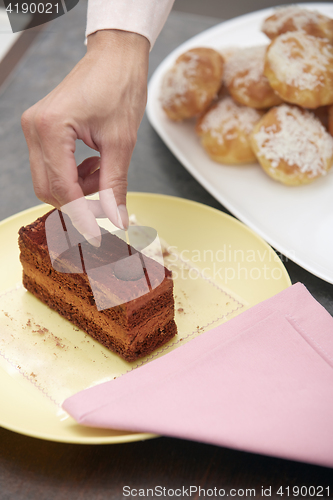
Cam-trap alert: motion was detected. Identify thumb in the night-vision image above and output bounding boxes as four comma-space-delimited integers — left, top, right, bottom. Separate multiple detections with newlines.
98, 141, 133, 230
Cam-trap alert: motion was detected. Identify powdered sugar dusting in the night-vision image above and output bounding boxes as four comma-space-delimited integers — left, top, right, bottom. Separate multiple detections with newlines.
267, 32, 332, 91
253, 105, 333, 177
160, 53, 200, 107
262, 6, 322, 34
200, 97, 262, 144
224, 46, 267, 88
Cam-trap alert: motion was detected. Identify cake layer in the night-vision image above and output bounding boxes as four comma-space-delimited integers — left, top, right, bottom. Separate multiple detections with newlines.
20, 237, 174, 331
18, 210, 177, 361
22, 271, 177, 361
21, 257, 175, 345
19, 211, 173, 317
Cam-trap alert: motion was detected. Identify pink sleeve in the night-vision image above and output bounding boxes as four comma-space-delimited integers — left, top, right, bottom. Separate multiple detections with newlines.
86, 0, 175, 49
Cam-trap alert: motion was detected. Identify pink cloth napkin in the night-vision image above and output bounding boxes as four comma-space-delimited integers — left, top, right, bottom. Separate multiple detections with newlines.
63, 283, 333, 468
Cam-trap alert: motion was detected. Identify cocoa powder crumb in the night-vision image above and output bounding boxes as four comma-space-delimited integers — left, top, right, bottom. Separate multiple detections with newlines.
37, 327, 48, 335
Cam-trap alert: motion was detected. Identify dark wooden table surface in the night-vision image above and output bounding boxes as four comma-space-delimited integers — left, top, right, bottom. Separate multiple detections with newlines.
0, 2, 333, 499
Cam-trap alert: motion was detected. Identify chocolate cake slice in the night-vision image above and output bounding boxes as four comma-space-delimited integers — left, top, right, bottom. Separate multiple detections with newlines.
18, 210, 177, 361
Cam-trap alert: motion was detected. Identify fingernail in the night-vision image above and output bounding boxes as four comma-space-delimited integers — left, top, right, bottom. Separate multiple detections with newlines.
117, 204, 129, 230
83, 233, 101, 248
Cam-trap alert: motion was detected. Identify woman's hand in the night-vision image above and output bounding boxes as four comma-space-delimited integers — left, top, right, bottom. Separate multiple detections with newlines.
21, 29, 150, 245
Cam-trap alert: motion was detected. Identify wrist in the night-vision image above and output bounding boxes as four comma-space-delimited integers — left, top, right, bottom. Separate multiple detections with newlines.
87, 29, 150, 57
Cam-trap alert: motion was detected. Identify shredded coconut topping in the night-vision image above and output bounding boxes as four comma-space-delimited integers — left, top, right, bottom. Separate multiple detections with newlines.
262, 6, 322, 34
224, 46, 267, 88
253, 105, 333, 177
160, 53, 200, 106
267, 31, 333, 90
219, 47, 237, 62
200, 97, 262, 144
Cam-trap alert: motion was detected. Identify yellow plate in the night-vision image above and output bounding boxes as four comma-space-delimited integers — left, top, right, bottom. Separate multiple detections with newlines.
0, 193, 291, 444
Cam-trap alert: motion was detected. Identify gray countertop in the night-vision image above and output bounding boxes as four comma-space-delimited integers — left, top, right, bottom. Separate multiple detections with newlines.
0, 0, 333, 315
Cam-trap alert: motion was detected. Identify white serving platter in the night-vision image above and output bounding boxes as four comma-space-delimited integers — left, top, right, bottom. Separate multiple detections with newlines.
147, 3, 333, 284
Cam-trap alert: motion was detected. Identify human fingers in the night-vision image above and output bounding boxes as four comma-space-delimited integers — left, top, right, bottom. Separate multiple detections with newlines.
98, 134, 135, 230
21, 108, 59, 207
77, 156, 101, 196
23, 108, 102, 246
77, 156, 100, 180
37, 120, 101, 246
